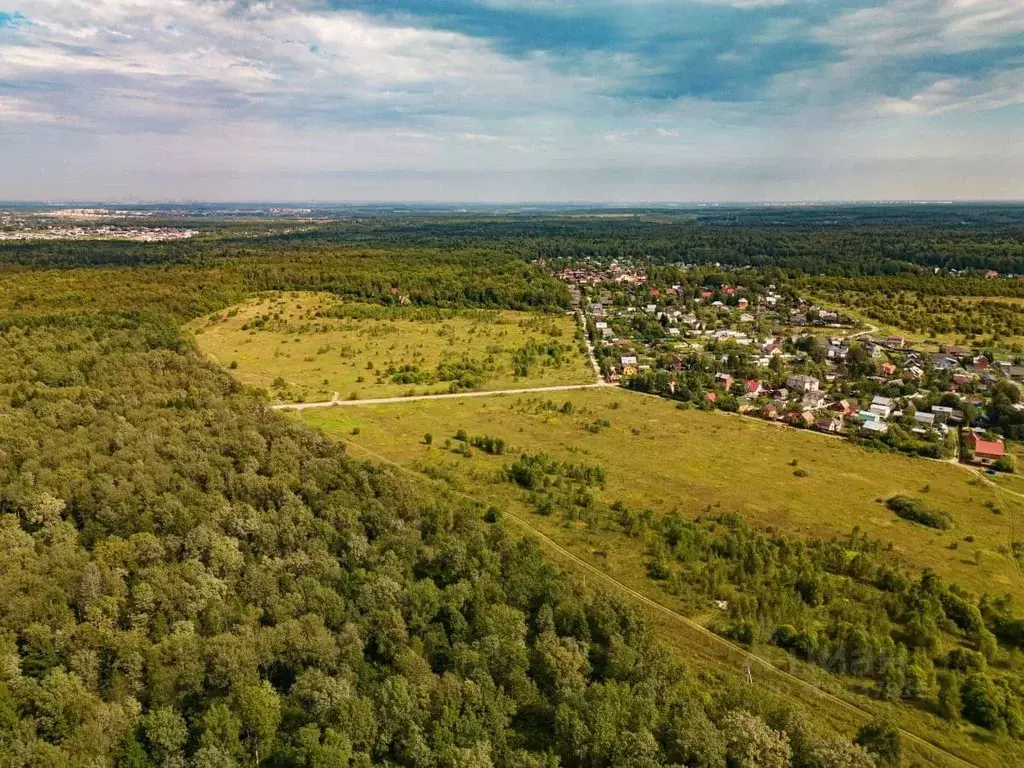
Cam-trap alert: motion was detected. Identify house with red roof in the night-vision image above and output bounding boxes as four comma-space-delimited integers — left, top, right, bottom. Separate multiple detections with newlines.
964, 432, 1006, 466
745, 379, 762, 397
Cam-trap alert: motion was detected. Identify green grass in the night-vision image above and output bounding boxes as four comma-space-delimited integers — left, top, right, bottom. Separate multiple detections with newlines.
188, 292, 593, 402
300, 387, 1024, 601
995, 441, 1024, 497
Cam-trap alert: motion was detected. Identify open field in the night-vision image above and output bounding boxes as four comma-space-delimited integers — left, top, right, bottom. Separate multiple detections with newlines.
188, 292, 594, 402
299, 387, 1024, 600
325, 416, 1020, 767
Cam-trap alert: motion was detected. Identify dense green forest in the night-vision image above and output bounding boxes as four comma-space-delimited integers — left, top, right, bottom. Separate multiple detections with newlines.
5, 204, 1024, 276
0, 249, 570, 320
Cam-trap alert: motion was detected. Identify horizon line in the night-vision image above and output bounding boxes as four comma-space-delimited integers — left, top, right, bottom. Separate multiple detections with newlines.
4, 199, 1024, 207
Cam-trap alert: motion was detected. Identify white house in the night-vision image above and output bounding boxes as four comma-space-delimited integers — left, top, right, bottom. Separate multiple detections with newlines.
786, 374, 820, 393
869, 403, 892, 419
914, 411, 936, 426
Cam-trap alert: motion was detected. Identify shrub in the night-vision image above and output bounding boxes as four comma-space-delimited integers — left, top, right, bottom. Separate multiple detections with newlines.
939, 673, 962, 721
469, 434, 506, 455
885, 495, 951, 530
961, 673, 1004, 730
854, 719, 901, 767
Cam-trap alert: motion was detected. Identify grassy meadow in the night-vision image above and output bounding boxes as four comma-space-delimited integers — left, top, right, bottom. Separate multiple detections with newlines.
188, 292, 594, 402
300, 387, 1024, 601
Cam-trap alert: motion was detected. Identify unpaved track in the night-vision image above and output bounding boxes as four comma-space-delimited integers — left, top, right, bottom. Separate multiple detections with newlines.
273, 382, 612, 411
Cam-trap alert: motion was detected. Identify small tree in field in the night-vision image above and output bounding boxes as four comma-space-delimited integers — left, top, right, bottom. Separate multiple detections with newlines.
854, 718, 901, 767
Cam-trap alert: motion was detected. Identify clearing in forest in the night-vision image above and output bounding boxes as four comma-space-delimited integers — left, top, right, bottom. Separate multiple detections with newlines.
299, 387, 1024, 601
188, 292, 594, 402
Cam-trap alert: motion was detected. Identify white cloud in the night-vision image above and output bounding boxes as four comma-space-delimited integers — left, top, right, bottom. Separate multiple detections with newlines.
877, 68, 1024, 116
0, 95, 64, 124
0, 0, 596, 135
0, 0, 1021, 200
814, 0, 1024, 57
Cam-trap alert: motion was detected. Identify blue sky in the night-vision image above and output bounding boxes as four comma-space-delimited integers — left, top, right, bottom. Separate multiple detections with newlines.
0, 0, 1021, 201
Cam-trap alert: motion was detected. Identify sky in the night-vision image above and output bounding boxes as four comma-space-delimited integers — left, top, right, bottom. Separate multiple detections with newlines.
0, 0, 1022, 202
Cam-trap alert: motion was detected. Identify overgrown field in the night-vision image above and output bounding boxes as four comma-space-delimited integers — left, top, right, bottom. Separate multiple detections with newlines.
189, 293, 593, 402
300, 389, 1024, 601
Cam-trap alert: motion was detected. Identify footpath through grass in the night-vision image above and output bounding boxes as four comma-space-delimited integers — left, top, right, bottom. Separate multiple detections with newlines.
189, 292, 593, 403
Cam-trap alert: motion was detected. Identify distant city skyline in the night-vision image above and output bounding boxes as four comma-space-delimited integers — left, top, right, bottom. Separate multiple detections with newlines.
1, 1, 1022, 201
